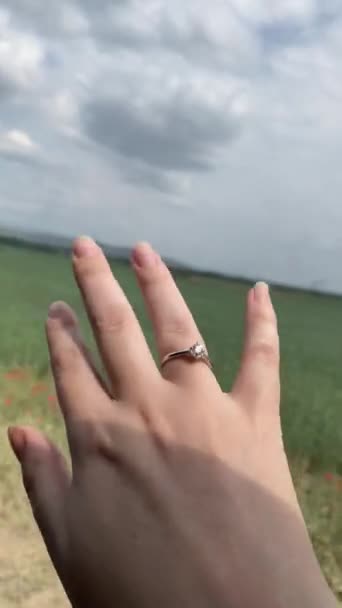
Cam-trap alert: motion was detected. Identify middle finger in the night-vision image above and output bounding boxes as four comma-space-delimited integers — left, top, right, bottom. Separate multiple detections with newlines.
72, 237, 160, 400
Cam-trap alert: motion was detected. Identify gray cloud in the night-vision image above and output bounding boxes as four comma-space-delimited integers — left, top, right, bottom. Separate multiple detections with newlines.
117, 160, 176, 194
2, 0, 127, 38
1, 0, 82, 39
0, 75, 15, 100
76, 0, 127, 9
0, 137, 48, 168
3, 2, 68, 36
76, 0, 128, 12
80, 2, 258, 77
3, 1, 257, 76
91, 13, 242, 63
2, 0, 342, 292
259, 7, 342, 50
0, 149, 39, 166
82, 93, 241, 190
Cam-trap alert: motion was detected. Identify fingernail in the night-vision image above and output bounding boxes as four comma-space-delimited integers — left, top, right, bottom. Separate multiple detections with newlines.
8, 427, 26, 462
48, 303, 76, 333
254, 281, 269, 302
73, 236, 98, 258
132, 242, 157, 268
48, 302, 65, 319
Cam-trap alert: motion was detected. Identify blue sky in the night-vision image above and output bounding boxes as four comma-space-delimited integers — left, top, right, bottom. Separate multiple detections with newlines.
1, 1, 342, 291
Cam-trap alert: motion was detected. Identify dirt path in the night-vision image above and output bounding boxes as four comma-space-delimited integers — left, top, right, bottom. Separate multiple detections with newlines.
0, 426, 68, 607
0, 520, 68, 607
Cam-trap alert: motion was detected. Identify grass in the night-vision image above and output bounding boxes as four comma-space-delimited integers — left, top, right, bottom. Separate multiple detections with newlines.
0, 242, 341, 605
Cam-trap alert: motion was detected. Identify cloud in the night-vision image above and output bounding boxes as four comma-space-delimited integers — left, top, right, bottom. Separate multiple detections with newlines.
74, 0, 260, 79
0, 129, 44, 168
2, 129, 36, 149
80, 46, 250, 190
0, 10, 43, 99
1, 1, 253, 195
41, 89, 81, 139
2, 1, 88, 38
233, 0, 317, 25
117, 160, 177, 194
83, 91, 244, 172
1, 0, 342, 291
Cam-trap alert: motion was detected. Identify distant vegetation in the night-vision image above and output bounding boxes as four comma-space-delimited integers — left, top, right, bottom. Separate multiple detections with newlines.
0, 225, 190, 272
0, 225, 336, 297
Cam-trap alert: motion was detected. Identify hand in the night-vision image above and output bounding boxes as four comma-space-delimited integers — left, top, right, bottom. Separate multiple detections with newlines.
8, 238, 336, 608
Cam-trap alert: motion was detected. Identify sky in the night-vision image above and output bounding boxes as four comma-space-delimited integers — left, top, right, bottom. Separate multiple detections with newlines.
1, 1, 342, 292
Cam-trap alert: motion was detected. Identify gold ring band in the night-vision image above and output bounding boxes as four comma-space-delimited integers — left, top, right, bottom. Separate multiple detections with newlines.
161, 342, 212, 369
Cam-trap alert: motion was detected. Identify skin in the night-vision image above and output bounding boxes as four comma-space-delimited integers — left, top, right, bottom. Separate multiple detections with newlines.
7, 237, 337, 608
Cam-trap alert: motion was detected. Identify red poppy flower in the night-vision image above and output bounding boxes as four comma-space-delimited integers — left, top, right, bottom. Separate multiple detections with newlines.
31, 383, 48, 395
324, 472, 334, 482
5, 368, 27, 381
48, 395, 58, 409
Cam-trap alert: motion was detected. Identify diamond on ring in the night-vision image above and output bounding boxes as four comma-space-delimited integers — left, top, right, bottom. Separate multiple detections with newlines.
190, 342, 207, 359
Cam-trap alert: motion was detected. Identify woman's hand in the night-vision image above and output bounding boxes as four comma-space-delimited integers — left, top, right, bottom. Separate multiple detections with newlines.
8, 238, 336, 607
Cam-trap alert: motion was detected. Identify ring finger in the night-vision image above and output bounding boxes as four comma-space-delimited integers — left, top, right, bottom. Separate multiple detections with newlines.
132, 242, 218, 388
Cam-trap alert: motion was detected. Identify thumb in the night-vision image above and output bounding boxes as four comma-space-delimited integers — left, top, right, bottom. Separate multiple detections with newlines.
8, 425, 71, 575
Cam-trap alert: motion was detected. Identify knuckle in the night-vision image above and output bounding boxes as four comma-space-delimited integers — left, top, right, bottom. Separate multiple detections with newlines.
90, 305, 132, 335
160, 312, 195, 340
248, 340, 279, 365
139, 262, 170, 287
138, 404, 174, 454
50, 343, 81, 377
253, 307, 277, 325
162, 321, 191, 337
73, 252, 102, 278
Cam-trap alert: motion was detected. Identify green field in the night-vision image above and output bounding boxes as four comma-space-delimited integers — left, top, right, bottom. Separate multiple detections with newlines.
0, 242, 341, 606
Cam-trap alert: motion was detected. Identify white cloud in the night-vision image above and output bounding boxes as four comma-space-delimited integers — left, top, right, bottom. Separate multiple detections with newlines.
60, 5, 89, 35
4, 129, 36, 149
0, 128, 44, 169
1, 1, 342, 291
43, 89, 80, 135
233, 0, 317, 24
0, 11, 43, 96
0, 129, 37, 153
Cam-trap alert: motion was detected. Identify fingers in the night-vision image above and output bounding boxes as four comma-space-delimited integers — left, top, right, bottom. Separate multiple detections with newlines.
46, 302, 111, 455
8, 426, 70, 578
132, 242, 218, 388
72, 237, 160, 400
49, 302, 112, 396
231, 282, 280, 412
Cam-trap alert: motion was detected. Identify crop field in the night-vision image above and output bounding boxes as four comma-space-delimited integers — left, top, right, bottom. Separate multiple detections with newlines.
0, 242, 341, 606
